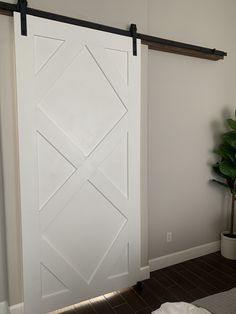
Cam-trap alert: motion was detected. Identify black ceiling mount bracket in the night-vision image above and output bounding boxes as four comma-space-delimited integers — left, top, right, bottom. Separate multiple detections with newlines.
16, 0, 28, 36
130, 24, 137, 56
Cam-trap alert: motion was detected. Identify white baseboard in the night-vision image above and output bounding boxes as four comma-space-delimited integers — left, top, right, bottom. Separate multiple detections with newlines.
9, 303, 24, 314
0, 301, 9, 314
149, 241, 220, 272
140, 265, 150, 280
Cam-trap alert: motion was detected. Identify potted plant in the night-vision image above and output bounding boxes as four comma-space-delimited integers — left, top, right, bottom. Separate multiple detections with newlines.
212, 117, 236, 260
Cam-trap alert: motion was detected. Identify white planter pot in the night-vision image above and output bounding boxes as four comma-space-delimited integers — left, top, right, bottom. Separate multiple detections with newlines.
221, 231, 236, 260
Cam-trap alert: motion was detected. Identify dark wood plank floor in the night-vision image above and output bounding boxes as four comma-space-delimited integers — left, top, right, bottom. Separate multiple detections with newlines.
55, 252, 236, 314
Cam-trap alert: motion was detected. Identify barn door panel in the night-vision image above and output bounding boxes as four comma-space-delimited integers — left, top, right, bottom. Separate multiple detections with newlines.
14, 13, 141, 314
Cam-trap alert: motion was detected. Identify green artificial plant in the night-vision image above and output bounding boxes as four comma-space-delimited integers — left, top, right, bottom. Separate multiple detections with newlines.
212, 117, 236, 238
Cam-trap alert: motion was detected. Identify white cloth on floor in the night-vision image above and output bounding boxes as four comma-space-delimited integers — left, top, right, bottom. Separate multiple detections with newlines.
152, 302, 211, 314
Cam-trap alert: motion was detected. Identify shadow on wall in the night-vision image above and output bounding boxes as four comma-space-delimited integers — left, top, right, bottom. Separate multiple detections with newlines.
208, 107, 233, 233
210, 107, 232, 146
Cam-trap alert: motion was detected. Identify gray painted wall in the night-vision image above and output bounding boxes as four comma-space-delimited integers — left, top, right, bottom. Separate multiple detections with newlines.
0, 14, 23, 306
0, 0, 236, 307
147, 0, 236, 259
0, 134, 8, 303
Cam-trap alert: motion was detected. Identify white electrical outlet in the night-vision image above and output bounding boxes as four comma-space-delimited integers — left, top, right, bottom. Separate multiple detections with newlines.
166, 232, 172, 242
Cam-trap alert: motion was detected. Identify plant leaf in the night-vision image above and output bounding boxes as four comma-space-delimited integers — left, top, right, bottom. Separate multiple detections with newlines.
219, 161, 236, 179
212, 163, 229, 179
214, 144, 236, 163
223, 131, 236, 148
227, 119, 236, 131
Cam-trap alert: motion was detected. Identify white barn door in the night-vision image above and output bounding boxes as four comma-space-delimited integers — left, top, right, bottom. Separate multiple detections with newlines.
14, 12, 141, 314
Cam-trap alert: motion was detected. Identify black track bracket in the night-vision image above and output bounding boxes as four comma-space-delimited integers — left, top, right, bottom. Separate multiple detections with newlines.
17, 0, 28, 36
130, 23, 137, 56
136, 281, 143, 291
